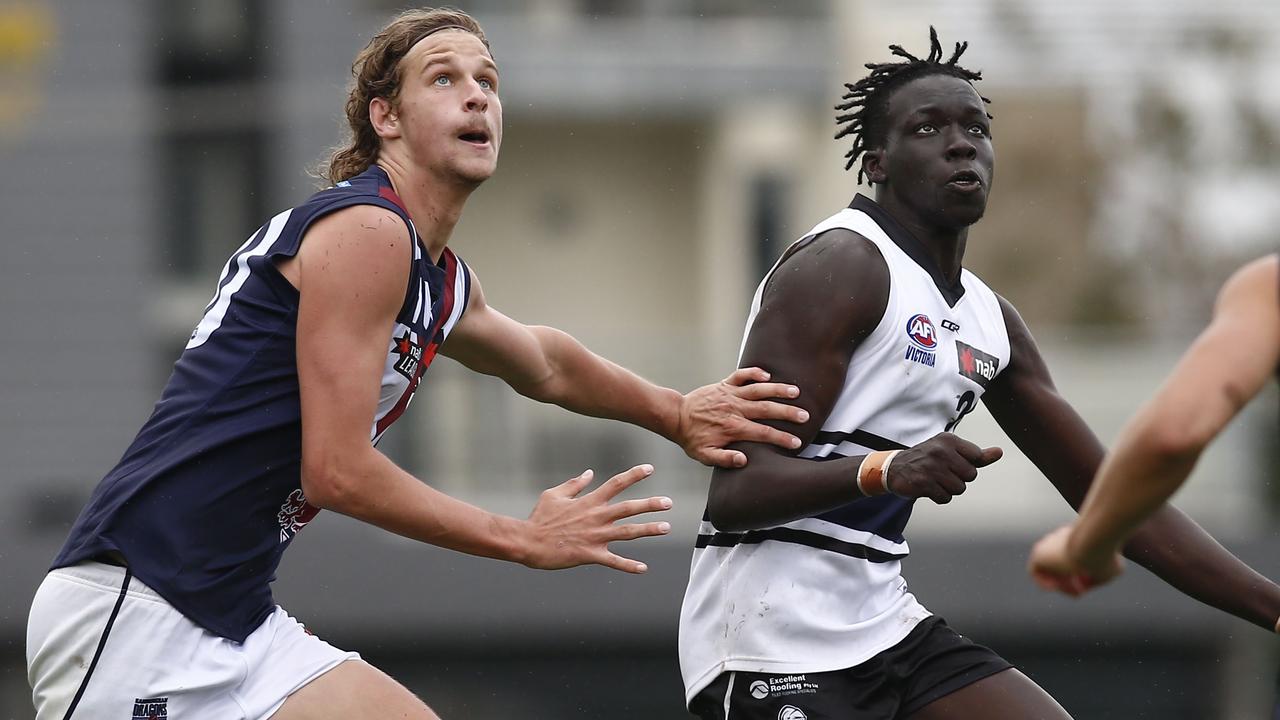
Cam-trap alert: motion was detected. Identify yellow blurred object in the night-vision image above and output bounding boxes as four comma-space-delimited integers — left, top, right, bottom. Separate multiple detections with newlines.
0, 3, 54, 135
0, 3, 53, 64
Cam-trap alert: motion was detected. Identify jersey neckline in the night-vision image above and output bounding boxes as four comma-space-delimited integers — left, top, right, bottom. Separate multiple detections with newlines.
365, 164, 454, 274
849, 194, 966, 308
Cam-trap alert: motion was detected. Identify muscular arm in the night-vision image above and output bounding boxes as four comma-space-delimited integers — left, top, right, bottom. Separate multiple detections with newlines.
704, 230, 888, 531
284, 205, 668, 573
705, 231, 1003, 531
1066, 256, 1280, 571
985, 293, 1280, 630
441, 272, 806, 467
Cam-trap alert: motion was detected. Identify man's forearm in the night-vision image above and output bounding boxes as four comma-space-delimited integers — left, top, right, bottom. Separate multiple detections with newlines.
522, 325, 681, 440
1123, 504, 1280, 631
708, 450, 864, 531
305, 446, 533, 564
1069, 432, 1198, 567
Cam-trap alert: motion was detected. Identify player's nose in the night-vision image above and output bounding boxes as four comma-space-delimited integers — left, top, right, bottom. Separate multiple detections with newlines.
463, 80, 488, 112
944, 127, 977, 161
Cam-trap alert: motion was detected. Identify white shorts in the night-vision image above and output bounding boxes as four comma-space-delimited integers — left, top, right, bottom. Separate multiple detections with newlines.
26, 561, 360, 720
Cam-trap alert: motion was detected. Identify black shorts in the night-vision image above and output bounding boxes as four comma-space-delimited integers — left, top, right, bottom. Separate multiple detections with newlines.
689, 617, 1012, 720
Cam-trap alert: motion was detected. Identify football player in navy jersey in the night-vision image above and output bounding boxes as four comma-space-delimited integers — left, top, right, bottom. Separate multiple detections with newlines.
26, 9, 806, 720
678, 29, 1280, 720
1030, 253, 1280, 599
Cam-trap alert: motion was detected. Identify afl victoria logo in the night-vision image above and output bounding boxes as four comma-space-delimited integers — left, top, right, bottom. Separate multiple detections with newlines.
905, 313, 937, 351
750, 680, 770, 699
778, 706, 808, 720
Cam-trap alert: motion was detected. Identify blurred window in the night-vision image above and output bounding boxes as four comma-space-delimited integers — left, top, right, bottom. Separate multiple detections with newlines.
152, 0, 269, 281
751, 173, 790, 281
155, 0, 261, 84
160, 130, 268, 279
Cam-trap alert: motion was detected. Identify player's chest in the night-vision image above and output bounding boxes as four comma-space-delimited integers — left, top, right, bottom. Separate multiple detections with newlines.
383, 263, 452, 387
891, 303, 1004, 395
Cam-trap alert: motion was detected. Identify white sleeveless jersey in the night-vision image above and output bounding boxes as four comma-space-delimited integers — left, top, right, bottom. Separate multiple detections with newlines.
678, 196, 1011, 703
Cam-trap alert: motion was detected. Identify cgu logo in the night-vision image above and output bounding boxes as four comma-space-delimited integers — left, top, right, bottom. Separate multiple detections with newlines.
905, 313, 937, 351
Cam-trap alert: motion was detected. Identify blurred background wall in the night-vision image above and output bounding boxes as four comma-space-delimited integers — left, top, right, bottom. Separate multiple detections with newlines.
1, 0, 1278, 717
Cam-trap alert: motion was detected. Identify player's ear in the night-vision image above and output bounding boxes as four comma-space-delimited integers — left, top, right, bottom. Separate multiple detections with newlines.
370, 97, 401, 140
862, 148, 888, 185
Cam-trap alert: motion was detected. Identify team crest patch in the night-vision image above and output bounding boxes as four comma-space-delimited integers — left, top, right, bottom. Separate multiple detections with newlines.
903, 313, 937, 367
956, 340, 999, 389
132, 697, 168, 719
778, 706, 808, 720
278, 489, 320, 543
392, 330, 424, 380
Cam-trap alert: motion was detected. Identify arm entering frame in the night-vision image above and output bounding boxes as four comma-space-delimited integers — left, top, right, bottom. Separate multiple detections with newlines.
1027, 255, 1280, 619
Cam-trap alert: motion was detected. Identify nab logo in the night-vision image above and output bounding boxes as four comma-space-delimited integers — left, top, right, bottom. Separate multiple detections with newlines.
905, 314, 937, 351
392, 330, 425, 381
956, 340, 1000, 389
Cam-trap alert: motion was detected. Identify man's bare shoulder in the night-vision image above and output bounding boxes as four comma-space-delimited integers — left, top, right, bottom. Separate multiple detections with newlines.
768, 227, 887, 291
305, 203, 410, 247
758, 227, 889, 341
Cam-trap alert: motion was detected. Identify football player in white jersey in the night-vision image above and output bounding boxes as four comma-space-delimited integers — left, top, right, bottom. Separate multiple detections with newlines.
1029, 253, 1280, 598
679, 29, 1280, 720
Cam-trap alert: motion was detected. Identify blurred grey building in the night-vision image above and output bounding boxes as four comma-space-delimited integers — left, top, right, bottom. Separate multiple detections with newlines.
1, 1, 1277, 717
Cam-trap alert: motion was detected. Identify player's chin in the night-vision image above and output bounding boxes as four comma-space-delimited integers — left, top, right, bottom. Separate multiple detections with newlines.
453, 160, 497, 186
941, 195, 987, 227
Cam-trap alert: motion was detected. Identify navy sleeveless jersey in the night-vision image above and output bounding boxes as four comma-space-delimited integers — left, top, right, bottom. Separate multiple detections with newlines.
53, 165, 472, 642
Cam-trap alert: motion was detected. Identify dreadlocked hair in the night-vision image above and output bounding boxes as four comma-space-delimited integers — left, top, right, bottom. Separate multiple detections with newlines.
835, 26, 991, 185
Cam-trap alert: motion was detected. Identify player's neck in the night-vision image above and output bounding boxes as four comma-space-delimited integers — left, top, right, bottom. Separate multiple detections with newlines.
376, 158, 475, 263
872, 192, 969, 285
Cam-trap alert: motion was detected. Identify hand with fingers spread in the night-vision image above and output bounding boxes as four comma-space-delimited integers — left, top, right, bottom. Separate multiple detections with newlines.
885, 432, 1003, 504
1027, 524, 1125, 597
522, 464, 674, 574
677, 367, 809, 468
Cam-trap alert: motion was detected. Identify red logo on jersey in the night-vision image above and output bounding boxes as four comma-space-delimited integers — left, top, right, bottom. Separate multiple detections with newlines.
956, 340, 999, 389
392, 330, 425, 381
278, 489, 320, 543
905, 314, 937, 351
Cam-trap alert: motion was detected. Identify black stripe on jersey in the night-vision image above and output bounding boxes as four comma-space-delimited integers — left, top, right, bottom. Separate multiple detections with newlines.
695, 527, 907, 563
811, 429, 907, 452
63, 568, 133, 720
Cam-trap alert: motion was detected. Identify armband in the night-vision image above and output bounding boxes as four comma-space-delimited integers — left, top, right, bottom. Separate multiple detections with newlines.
856, 449, 902, 497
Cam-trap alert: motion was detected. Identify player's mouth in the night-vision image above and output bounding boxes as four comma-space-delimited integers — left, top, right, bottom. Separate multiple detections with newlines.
945, 169, 983, 193
458, 130, 491, 148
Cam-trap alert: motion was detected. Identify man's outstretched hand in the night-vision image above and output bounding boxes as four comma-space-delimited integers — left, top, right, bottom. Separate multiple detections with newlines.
522, 464, 673, 574
677, 368, 808, 468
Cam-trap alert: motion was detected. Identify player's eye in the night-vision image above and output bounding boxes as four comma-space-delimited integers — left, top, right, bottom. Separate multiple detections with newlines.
478, 77, 494, 91
915, 123, 936, 135
433, 74, 451, 86
968, 123, 989, 137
